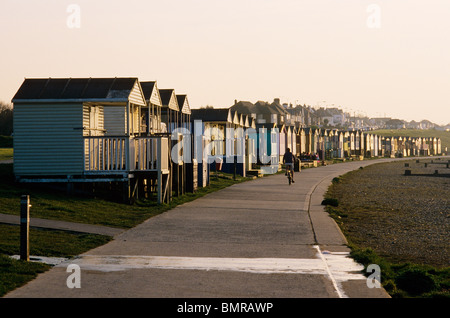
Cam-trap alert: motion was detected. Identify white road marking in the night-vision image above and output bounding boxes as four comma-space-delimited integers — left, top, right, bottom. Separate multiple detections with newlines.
314, 245, 351, 298
60, 249, 366, 298
63, 255, 328, 274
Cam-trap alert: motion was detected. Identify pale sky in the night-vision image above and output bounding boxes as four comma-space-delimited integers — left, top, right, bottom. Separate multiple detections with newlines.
1, 0, 449, 125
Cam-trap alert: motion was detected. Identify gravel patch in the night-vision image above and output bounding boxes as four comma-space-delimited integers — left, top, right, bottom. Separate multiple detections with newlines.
327, 158, 450, 268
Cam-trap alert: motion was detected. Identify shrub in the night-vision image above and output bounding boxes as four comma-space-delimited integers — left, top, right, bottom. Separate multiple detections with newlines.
395, 267, 439, 296
321, 198, 339, 207
332, 177, 341, 184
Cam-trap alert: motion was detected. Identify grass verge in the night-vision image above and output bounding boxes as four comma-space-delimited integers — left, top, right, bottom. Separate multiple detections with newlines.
0, 148, 13, 161
0, 164, 252, 229
0, 254, 50, 297
347, 246, 450, 298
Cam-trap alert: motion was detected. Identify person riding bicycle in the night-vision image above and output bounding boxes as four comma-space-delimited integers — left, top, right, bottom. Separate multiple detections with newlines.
283, 148, 295, 183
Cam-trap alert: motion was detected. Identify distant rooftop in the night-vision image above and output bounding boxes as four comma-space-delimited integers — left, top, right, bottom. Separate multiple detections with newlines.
191, 108, 231, 122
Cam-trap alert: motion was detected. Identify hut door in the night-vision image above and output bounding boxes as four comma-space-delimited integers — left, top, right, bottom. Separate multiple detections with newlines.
88, 106, 104, 136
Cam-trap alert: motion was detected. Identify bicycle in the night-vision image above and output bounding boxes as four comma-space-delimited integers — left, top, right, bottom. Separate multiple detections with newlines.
285, 164, 294, 185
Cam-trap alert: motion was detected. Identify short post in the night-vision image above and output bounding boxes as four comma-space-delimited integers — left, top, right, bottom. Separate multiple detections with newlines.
233, 155, 236, 181
20, 195, 30, 261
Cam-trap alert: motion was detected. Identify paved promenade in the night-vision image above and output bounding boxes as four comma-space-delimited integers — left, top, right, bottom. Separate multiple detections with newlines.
5, 158, 399, 298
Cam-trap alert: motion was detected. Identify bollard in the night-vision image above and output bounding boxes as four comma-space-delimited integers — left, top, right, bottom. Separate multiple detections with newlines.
20, 195, 30, 261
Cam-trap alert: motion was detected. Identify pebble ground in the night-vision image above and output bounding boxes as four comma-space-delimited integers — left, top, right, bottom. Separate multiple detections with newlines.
327, 158, 450, 268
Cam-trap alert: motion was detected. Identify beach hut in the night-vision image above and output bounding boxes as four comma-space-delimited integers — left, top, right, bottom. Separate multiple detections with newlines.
191, 108, 232, 157
358, 131, 365, 158
291, 126, 298, 157
140, 81, 162, 134
286, 126, 292, 155
354, 131, 361, 157
159, 88, 183, 196
177, 95, 191, 131
380, 136, 386, 157
336, 130, 344, 159
12, 77, 169, 203
159, 89, 179, 134
295, 127, 302, 155
191, 108, 246, 176
349, 131, 356, 157
343, 131, 350, 158
374, 134, 379, 157
175, 94, 192, 193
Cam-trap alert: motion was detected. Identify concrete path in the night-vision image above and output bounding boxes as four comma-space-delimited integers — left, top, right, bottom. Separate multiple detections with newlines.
4, 158, 402, 298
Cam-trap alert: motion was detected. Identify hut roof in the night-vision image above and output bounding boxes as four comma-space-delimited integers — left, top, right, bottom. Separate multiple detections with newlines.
191, 108, 231, 122
159, 89, 179, 111
12, 77, 143, 104
176, 95, 191, 114
140, 81, 162, 106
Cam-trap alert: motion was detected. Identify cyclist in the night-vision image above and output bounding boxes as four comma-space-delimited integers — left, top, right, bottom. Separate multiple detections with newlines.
283, 148, 295, 183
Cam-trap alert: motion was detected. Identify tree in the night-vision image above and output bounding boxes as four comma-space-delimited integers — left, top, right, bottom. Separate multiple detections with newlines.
0, 102, 13, 136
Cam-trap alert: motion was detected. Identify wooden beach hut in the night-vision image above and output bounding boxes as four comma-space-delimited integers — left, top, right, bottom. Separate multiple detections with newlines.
12, 77, 169, 203
140, 81, 162, 134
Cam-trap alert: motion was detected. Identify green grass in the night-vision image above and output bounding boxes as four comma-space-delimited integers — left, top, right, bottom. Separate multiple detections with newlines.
348, 246, 450, 298
0, 223, 112, 258
0, 148, 13, 161
371, 128, 450, 152
0, 254, 50, 297
0, 135, 13, 161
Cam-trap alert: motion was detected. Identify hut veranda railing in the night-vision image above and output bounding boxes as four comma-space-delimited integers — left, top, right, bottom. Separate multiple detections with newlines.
83, 136, 169, 203
84, 136, 168, 173
84, 136, 127, 172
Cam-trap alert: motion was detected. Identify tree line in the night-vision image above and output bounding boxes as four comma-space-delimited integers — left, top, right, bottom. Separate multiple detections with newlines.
0, 102, 13, 136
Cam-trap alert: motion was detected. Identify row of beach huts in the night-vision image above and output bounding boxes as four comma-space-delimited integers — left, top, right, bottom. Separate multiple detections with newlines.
11, 77, 443, 203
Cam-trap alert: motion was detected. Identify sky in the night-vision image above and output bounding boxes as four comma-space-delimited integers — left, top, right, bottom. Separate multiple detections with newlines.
1, 0, 449, 125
